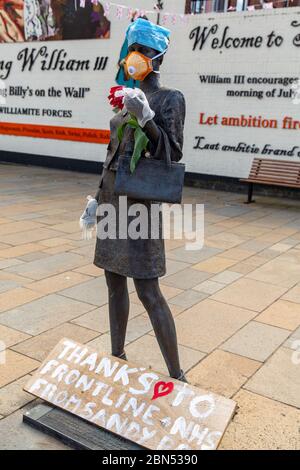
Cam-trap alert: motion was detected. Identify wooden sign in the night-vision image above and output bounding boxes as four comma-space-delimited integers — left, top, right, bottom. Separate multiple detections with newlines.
24, 338, 236, 450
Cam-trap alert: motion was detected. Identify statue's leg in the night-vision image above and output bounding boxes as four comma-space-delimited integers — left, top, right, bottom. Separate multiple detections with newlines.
134, 277, 186, 381
104, 270, 129, 359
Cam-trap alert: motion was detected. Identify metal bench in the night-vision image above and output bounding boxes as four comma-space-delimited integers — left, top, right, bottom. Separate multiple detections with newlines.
240, 158, 300, 203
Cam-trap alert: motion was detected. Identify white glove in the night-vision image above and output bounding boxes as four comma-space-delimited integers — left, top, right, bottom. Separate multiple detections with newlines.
79, 195, 98, 240
122, 88, 155, 128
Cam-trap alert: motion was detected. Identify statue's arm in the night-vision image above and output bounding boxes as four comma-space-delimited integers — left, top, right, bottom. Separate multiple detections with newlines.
142, 119, 161, 152
94, 140, 113, 201
146, 90, 186, 162
94, 187, 101, 202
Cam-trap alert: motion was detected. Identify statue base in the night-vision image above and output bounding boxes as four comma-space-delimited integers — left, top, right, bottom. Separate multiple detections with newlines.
23, 403, 142, 450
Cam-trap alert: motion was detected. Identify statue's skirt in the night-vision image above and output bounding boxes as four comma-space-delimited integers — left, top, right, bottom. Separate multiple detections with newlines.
93, 169, 166, 279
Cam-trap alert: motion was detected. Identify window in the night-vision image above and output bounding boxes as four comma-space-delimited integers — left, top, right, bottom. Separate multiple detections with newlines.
185, 0, 300, 12
185, 1, 210, 13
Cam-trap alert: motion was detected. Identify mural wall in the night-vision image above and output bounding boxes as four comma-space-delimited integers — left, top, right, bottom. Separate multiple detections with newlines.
0, 2, 299, 178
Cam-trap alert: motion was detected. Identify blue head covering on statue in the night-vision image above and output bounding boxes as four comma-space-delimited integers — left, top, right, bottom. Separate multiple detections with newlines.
125, 18, 170, 53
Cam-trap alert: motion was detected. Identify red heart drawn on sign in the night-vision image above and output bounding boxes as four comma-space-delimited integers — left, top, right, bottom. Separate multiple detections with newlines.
152, 381, 174, 400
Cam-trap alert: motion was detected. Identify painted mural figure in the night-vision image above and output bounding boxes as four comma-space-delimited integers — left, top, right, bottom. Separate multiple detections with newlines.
0, 0, 25, 42
24, 0, 55, 40
93, 19, 187, 381
0, 0, 110, 42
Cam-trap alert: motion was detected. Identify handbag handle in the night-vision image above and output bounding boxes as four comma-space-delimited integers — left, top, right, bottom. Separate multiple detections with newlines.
123, 130, 173, 168
163, 148, 172, 168
153, 130, 172, 168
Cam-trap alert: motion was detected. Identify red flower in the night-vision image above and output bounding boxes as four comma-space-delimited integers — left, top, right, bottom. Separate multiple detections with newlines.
108, 85, 124, 111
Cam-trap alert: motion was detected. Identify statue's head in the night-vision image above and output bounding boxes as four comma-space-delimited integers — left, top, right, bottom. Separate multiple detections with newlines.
123, 18, 170, 81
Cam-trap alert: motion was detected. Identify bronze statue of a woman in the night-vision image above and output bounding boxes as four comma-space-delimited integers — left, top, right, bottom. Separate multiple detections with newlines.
93, 18, 186, 381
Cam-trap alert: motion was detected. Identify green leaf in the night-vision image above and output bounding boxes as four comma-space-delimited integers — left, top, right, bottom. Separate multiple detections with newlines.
117, 115, 139, 142
127, 116, 139, 129
117, 122, 127, 142
130, 126, 149, 173
117, 115, 148, 173
129, 114, 138, 123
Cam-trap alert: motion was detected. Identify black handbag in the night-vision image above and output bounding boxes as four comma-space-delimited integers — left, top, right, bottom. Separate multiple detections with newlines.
114, 153, 185, 204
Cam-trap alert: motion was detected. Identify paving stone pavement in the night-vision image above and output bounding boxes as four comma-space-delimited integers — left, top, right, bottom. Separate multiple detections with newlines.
0, 163, 300, 450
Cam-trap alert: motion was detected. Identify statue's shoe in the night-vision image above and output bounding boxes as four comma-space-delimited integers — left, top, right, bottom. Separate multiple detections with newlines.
113, 351, 127, 361
176, 369, 188, 383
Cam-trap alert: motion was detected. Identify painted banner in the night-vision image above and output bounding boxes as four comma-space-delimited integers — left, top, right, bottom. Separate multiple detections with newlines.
24, 338, 236, 451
